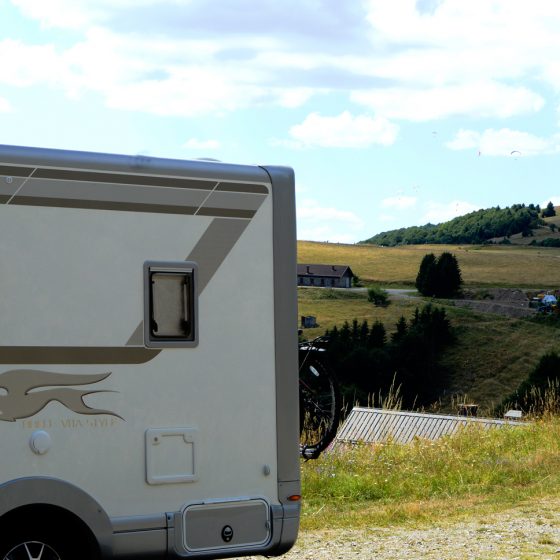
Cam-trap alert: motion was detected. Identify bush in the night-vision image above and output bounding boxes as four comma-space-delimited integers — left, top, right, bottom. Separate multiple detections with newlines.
367, 286, 389, 306
352, 274, 363, 287
531, 238, 560, 247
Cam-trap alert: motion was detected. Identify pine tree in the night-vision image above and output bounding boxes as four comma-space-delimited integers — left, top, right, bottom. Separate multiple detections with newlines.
416, 252, 462, 297
542, 201, 556, 218
359, 320, 370, 347
415, 253, 437, 296
391, 316, 408, 342
434, 252, 462, 297
368, 321, 387, 348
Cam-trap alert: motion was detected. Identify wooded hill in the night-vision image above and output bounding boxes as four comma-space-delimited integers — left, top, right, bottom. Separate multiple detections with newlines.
360, 203, 550, 246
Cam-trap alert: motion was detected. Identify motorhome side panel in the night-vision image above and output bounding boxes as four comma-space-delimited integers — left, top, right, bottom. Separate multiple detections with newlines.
0, 145, 300, 559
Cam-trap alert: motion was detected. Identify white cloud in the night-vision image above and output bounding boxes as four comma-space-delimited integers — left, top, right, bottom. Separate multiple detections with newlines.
5, 0, 560, 124
10, 0, 99, 29
446, 128, 560, 156
0, 31, 275, 117
298, 199, 364, 226
9, 0, 367, 46
277, 88, 315, 108
381, 195, 417, 209
364, 1, 560, 82
0, 26, 326, 118
297, 198, 365, 242
420, 200, 480, 225
0, 98, 12, 112
351, 82, 544, 122
0, 39, 70, 88
9, 0, 154, 29
446, 129, 481, 151
288, 111, 398, 148
183, 138, 221, 150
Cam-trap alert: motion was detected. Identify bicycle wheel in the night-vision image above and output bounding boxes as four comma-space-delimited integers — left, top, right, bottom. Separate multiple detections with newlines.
299, 356, 341, 459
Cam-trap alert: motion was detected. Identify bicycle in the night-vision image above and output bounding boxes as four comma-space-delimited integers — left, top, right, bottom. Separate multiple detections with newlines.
298, 336, 342, 459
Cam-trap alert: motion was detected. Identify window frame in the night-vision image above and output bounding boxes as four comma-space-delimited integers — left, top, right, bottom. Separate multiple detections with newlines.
143, 261, 198, 348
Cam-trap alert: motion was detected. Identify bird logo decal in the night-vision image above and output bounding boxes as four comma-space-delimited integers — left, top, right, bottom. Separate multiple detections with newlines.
0, 369, 122, 422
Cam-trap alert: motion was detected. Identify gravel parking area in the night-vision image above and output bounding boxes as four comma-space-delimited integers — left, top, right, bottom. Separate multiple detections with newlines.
236, 498, 560, 560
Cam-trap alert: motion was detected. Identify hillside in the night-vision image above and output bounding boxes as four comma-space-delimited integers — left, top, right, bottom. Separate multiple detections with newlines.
298, 240, 560, 287
360, 203, 550, 246
297, 240, 560, 412
490, 212, 560, 245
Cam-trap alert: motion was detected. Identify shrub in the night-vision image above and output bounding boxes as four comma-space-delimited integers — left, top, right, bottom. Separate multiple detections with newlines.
367, 286, 389, 306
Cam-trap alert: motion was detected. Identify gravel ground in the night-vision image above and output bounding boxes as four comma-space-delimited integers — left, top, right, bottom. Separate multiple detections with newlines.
236, 498, 560, 560
449, 288, 536, 319
388, 287, 538, 319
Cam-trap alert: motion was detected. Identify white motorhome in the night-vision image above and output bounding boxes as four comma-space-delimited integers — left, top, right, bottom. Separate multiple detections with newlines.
0, 145, 300, 559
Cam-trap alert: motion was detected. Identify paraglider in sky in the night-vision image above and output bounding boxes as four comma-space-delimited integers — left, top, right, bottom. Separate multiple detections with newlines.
510, 150, 521, 159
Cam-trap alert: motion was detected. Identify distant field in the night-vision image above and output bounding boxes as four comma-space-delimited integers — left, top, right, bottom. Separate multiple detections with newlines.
297, 240, 560, 412
297, 288, 560, 412
298, 287, 417, 340
298, 240, 560, 288
438, 307, 560, 412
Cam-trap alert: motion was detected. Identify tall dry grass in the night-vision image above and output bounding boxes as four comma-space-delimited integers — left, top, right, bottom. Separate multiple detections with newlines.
298, 240, 560, 287
301, 416, 560, 530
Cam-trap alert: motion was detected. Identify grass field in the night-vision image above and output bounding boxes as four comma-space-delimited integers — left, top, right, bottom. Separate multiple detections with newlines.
294, 240, 560, 548
297, 241, 560, 412
298, 287, 418, 338
439, 309, 560, 412
298, 240, 560, 287
298, 288, 560, 412
300, 416, 560, 531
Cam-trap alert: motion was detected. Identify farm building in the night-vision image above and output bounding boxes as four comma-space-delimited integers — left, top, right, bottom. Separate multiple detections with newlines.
297, 264, 354, 288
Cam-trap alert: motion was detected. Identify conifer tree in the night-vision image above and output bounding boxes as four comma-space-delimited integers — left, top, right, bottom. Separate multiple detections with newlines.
416, 252, 462, 297
415, 253, 437, 296
542, 201, 556, 218
434, 252, 462, 297
368, 320, 386, 348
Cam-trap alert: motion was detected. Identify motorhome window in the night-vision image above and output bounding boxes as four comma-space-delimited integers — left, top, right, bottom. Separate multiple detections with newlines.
144, 262, 198, 348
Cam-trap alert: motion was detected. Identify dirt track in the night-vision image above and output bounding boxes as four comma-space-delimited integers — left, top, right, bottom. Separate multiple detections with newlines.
452, 288, 536, 319
237, 497, 560, 559
389, 287, 538, 319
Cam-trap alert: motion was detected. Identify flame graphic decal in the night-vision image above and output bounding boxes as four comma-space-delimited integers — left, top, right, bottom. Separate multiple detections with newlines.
0, 370, 122, 422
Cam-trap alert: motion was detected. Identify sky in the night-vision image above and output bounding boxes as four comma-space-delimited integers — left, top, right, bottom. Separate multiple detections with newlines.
1, 0, 560, 243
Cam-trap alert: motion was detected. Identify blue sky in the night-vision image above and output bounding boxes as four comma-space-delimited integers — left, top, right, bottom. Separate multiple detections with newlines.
1, 0, 560, 243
